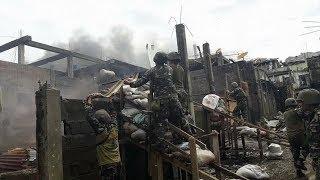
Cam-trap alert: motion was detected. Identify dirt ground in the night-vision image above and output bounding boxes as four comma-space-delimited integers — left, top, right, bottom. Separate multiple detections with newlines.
221, 138, 315, 180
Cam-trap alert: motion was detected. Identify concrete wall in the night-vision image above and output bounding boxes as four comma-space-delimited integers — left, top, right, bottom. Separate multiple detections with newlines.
0, 60, 51, 150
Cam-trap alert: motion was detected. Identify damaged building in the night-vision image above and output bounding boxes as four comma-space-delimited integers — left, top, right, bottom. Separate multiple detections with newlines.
190, 55, 278, 123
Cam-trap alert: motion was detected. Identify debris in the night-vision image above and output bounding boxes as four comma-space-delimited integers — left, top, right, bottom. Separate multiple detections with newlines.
202, 94, 227, 113
236, 164, 270, 179
264, 143, 283, 159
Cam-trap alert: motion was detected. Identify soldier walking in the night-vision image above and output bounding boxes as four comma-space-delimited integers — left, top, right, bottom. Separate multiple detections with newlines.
228, 82, 248, 120
296, 89, 320, 179
284, 98, 308, 177
167, 52, 188, 114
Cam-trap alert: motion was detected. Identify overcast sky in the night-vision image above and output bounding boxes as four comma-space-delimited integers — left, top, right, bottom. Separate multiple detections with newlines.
1, 0, 320, 67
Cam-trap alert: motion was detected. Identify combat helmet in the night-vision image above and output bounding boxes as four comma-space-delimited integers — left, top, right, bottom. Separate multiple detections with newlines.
153, 52, 168, 64
296, 89, 320, 105
231, 82, 239, 89
285, 98, 297, 108
167, 52, 181, 62
94, 109, 112, 123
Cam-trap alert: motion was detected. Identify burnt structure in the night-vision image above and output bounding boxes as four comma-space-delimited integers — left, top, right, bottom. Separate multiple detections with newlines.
307, 55, 320, 90
190, 60, 277, 123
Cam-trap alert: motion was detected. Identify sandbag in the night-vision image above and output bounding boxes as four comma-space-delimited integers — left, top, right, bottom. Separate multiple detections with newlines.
98, 69, 116, 83
202, 94, 220, 110
131, 129, 146, 141
236, 164, 270, 179
123, 122, 139, 135
139, 98, 148, 108
196, 149, 215, 166
185, 148, 215, 166
133, 113, 148, 124
121, 108, 140, 117
239, 127, 257, 136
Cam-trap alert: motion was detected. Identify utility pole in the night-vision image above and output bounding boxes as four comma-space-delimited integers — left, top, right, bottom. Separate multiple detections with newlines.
203, 43, 215, 93
175, 24, 195, 119
18, 30, 25, 64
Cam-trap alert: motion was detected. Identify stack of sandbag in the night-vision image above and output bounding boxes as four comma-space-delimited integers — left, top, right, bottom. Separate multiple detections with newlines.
122, 109, 149, 141
236, 164, 270, 179
177, 142, 215, 166
123, 85, 149, 108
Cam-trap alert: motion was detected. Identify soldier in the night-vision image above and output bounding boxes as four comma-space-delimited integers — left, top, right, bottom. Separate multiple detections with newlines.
228, 82, 248, 119
167, 52, 188, 114
124, 52, 191, 144
84, 95, 121, 180
284, 98, 308, 177
296, 89, 320, 179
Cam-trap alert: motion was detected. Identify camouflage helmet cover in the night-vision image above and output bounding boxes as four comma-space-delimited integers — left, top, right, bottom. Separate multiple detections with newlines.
167, 52, 181, 62
153, 51, 168, 64
296, 89, 320, 105
231, 82, 238, 89
94, 109, 112, 123
285, 98, 297, 107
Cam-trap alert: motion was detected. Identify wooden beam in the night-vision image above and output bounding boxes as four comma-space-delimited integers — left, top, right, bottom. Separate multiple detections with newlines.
0, 36, 31, 53
189, 137, 200, 180
165, 120, 206, 149
30, 54, 68, 66
210, 131, 221, 179
203, 43, 215, 93
175, 24, 195, 119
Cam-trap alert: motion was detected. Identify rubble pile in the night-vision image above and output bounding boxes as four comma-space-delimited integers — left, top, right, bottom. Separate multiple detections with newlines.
0, 148, 36, 173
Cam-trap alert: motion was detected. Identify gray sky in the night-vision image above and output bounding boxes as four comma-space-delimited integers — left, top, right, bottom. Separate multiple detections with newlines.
1, 0, 320, 67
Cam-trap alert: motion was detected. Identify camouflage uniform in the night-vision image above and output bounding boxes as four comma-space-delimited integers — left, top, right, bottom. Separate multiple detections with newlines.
130, 55, 190, 144
230, 86, 248, 119
296, 89, 320, 179
285, 108, 309, 173
85, 106, 121, 180
303, 108, 320, 179
170, 64, 188, 114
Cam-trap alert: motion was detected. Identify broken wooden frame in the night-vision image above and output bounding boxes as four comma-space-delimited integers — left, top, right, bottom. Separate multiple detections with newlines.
202, 104, 290, 162
0, 35, 106, 78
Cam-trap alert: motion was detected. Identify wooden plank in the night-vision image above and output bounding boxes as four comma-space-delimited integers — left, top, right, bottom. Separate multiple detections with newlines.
257, 129, 263, 160
156, 153, 163, 180
189, 137, 200, 180
210, 131, 221, 179
203, 43, 215, 93
165, 121, 207, 149
0, 36, 31, 53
